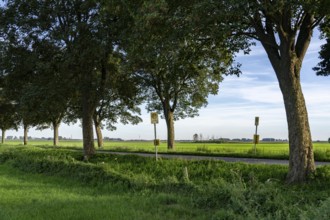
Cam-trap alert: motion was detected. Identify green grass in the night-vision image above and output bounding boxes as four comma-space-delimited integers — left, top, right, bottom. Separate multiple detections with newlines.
1, 146, 330, 219
3, 140, 330, 161
0, 164, 207, 220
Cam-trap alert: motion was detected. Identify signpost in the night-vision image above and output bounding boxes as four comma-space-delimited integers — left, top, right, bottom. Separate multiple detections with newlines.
253, 116, 260, 154
151, 112, 159, 160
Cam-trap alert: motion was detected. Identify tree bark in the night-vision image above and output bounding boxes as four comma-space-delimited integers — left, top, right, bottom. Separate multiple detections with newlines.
23, 124, 28, 145
165, 110, 175, 150
1, 129, 5, 144
93, 114, 103, 148
82, 111, 95, 160
53, 121, 60, 147
265, 44, 316, 183
81, 78, 96, 160
276, 60, 315, 183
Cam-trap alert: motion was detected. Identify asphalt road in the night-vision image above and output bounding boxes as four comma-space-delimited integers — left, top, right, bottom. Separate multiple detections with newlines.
99, 151, 330, 166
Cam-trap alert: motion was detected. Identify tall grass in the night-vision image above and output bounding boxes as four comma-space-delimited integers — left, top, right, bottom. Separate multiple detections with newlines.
1, 146, 330, 219
0, 164, 203, 220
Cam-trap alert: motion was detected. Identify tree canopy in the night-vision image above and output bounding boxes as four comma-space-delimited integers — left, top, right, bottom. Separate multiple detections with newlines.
1, 0, 142, 157
124, 0, 240, 149
314, 18, 330, 75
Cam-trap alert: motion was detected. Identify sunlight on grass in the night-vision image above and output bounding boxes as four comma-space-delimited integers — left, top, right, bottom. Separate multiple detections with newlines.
0, 146, 330, 219
0, 164, 204, 220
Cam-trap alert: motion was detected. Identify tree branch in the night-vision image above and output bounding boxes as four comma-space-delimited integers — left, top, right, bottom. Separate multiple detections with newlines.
312, 16, 325, 29
295, 13, 313, 60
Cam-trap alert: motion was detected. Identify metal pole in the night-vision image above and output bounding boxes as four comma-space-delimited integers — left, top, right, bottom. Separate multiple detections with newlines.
154, 123, 158, 161
254, 124, 258, 154
254, 116, 259, 154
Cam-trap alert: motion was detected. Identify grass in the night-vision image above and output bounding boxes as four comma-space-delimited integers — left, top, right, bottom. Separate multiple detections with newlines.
3, 140, 330, 161
0, 164, 205, 220
0, 146, 330, 219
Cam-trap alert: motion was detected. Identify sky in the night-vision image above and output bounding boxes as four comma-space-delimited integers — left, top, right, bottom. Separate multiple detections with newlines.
5, 33, 330, 141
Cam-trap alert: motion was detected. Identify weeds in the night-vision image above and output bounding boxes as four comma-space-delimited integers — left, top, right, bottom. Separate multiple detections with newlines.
0, 147, 330, 219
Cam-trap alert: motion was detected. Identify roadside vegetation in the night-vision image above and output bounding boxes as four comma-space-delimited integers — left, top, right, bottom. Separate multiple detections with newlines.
1, 0, 330, 183
0, 145, 330, 219
3, 140, 330, 162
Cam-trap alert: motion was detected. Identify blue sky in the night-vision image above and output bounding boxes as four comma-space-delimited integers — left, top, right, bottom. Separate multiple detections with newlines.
6, 33, 330, 141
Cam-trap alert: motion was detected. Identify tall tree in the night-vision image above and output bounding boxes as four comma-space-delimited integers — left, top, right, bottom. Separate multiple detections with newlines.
0, 98, 19, 144
314, 18, 330, 75
125, 0, 239, 149
93, 54, 143, 148
195, 0, 327, 183
19, 40, 71, 146
0, 38, 38, 145
2, 0, 127, 158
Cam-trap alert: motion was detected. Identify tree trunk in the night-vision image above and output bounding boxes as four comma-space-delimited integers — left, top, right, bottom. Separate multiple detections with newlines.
165, 110, 175, 150
81, 78, 96, 160
93, 114, 103, 148
53, 121, 60, 147
82, 111, 95, 160
23, 124, 28, 145
275, 57, 315, 183
1, 129, 5, 144
252, 10, 315, 183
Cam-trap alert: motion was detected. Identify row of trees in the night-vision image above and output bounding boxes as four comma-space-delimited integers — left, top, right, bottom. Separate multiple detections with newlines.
1, 0, 329, 183
0, 1, 144, 154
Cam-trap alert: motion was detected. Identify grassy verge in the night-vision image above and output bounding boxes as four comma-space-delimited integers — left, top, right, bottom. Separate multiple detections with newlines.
0, 146, 330, 219
3, 140, 330, 161
0, 164, 204, 220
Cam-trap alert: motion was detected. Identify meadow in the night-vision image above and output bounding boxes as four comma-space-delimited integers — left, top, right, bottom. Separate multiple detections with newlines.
4, 140, 330, 161
0, 145, 330, 219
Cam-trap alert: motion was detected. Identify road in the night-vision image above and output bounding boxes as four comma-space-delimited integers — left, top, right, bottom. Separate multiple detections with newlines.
98, 150, 330, 166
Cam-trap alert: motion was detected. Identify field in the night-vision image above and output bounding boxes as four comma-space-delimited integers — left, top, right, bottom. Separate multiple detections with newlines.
3, 140, 330, 161
0, 145, 330, 219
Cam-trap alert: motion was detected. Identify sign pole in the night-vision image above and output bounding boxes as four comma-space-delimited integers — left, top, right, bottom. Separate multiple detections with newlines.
154, 123, 158, 161
254, 116, 259, 154
150, 112, 159, 161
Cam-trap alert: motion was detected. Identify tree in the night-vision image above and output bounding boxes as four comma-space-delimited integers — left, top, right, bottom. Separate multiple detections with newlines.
125, 0, 239, 149
314, 19, 330, 75
1, 0, 128, 158
17, 40, 71, 146
0, 101, 19, 144
0, 36, 39, 145
1, 12, 69, 146
193, 134, 199, 142
92, 53, 143, 148
195, 0, 327, 182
